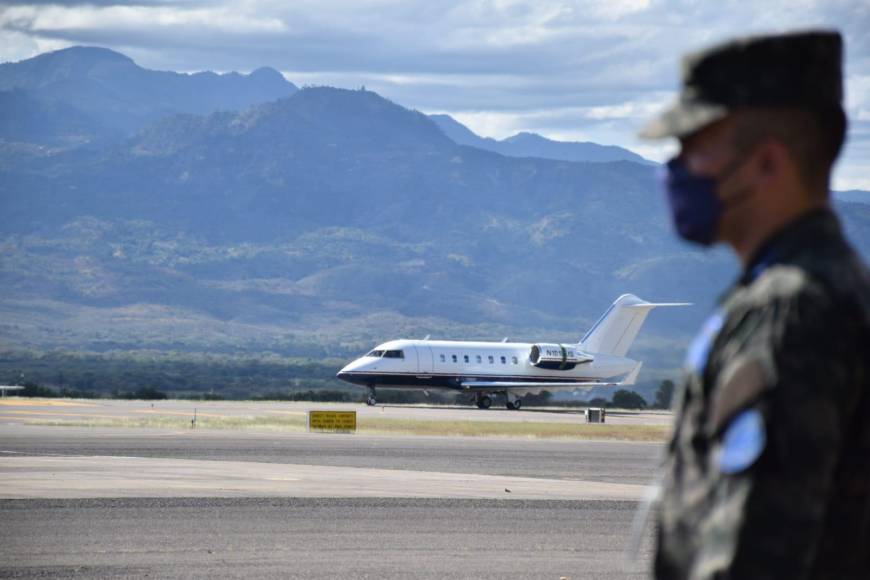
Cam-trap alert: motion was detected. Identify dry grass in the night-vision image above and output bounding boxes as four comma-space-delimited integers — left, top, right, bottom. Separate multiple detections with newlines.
360, 418, 669, 441
30, 415, 308, 432
30, 414, 669, 441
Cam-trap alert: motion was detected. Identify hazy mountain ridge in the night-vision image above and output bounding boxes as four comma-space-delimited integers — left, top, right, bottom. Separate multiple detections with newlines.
835, 190, 870, 205
0, 46, 298, 147
2, 86, 714, 370
429, 113, 651, 164
1, 47, 869, 381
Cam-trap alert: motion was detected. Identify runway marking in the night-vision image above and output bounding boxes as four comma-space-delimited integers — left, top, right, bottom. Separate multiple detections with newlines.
0, 455, 647, 501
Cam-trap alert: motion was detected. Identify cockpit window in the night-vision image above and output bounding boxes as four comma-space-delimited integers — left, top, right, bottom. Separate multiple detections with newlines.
366, 350, 385, 357
383, 350, 404, 359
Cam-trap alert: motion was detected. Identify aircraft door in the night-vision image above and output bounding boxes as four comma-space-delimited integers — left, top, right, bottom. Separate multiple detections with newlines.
407, 345, 420, 373
417, 346, 434, 373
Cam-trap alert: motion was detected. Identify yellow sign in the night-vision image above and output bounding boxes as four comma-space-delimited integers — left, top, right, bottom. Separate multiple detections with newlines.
308, 410, 357, 433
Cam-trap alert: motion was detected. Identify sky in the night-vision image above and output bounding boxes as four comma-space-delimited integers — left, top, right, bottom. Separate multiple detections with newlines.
1, 0, 869, 190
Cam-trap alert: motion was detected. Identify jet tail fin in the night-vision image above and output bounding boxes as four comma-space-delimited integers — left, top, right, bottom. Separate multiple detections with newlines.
621, 362, 643, 386
580, 295, 690, 357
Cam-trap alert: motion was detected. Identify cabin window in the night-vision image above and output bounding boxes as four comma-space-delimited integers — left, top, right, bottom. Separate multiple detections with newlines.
488, 355, 494, 364
476, 355, 482, 364
512, 356, 518, 364
367, 350, 385, 357
439, 354, 446, 363
383, 350, 404, 359
500, 356, 507, 364
452, 355, 458, 363
464, 355, 470, 363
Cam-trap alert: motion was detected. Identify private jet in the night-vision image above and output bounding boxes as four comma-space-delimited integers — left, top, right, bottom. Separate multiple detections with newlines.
337, 294, 687, 409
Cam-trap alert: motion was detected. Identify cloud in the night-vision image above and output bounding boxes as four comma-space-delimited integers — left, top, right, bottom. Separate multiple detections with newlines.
846, 74, 870, 120
1, 0, 868, 186
1, 4, 287, 37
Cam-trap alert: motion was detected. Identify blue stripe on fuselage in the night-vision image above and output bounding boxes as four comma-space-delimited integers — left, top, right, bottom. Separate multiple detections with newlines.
336, 371, 597, 389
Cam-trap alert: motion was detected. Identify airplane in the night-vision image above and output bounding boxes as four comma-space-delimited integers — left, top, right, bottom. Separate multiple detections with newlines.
337, 294, 687, 409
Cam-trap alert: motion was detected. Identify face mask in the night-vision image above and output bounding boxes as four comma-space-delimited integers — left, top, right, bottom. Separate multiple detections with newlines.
661, 155, 750, 246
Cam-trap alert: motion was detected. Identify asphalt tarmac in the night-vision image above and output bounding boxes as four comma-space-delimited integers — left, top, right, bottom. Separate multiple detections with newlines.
1, 498, 651, 579
0, 401, 666, 578
0, 425, 662, 484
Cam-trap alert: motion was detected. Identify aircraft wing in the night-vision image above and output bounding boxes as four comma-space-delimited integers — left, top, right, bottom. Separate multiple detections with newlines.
461, 362, 642, 391
461, 380, 619, 390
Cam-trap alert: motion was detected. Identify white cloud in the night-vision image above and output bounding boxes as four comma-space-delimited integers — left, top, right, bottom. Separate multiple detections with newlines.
448, 111, 523, 140
846, 74, 870, 120
1, 4, 287, 37
0, 28, 44, 62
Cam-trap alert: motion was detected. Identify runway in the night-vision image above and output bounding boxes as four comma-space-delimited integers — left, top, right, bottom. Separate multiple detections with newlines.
1, 401, 666, 578
0, 424, 662, 484
1, 498, 649, 579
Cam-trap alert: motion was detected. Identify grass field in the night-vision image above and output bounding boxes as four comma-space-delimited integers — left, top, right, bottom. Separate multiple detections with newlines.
29, 414, 670, 441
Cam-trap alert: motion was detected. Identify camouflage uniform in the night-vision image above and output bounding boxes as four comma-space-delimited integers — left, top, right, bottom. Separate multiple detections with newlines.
639, 30, 870, 579
655, 209, 870, 579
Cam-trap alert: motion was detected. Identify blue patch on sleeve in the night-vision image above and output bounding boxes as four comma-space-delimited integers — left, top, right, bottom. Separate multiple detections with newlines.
685, 310, 724, 373
719, 408, 766, 474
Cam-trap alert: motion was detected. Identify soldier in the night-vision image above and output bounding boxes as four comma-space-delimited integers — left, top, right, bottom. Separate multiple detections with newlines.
639, 31, 870, 579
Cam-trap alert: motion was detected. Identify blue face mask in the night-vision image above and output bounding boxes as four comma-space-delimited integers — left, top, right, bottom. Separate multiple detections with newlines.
661, 157, 722, 246
661, 153, 754, 246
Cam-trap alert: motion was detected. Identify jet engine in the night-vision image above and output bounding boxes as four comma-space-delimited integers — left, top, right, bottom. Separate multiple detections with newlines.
529, 344, 593, 370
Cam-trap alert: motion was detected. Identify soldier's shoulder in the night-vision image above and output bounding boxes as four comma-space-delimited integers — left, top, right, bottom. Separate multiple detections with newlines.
729, 264, 825, 319
791, 235, 870, 317
745, 233, 869, 314
751, 264, 813, 300
741, 210, 870, 305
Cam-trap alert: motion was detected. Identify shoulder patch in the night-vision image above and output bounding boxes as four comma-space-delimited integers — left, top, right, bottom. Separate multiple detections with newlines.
719, 408, 766, 474
711, 356, 771, 434
685, 310, 724, 373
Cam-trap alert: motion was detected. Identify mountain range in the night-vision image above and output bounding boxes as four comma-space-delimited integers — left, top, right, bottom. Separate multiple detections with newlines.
2, 46, 869, 383
429, 114, 650, 164
0, 46, 297, 147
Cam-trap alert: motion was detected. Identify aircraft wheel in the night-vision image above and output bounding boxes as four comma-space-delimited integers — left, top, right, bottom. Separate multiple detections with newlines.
366, 396, 377, 406
476, 395, 492, 409
507, 399, 521, 410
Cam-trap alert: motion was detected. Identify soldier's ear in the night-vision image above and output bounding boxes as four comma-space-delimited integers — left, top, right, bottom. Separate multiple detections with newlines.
753, 138, 790, 187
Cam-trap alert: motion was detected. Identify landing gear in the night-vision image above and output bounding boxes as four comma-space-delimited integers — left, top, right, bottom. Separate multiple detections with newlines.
475, 395, 492, 409
366, 386, 377, 406
505, 392, 522, 410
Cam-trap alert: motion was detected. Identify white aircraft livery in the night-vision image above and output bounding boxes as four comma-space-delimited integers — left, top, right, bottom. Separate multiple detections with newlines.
337, 294, 687, 409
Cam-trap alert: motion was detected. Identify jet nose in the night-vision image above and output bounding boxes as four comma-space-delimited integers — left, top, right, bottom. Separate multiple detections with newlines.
336, 359, 364, 383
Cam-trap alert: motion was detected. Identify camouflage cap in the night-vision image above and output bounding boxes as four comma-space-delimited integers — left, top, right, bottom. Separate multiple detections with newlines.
639, 30, 844, 140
